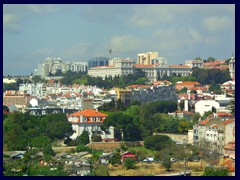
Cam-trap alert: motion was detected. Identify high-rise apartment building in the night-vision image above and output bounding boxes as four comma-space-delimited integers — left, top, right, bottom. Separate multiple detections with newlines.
88, 57, 109, 68
33, 57, 88, 77
137, 52, 158, 65
229, 54, 235, 79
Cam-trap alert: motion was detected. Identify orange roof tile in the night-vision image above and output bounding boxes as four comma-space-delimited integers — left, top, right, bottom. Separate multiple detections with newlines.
220, 119, 235, 125
199, 119, 209, 125
220, 158, 235, 172
210, 112, 233, 117
68, 109, 108, 117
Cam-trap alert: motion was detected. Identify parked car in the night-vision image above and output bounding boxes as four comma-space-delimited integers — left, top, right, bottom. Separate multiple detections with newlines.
194, 157, 200, 162
143, 157, 154, 162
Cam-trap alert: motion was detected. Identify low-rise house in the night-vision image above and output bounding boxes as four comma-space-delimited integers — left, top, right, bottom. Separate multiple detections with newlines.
121, 151, 137, 162
67, 109, 114, 141
98, 152, 114, 164
219, 158, 235, 176
168, 110, 194, 120
25, 107, 78, 116
224, 141, 235, 159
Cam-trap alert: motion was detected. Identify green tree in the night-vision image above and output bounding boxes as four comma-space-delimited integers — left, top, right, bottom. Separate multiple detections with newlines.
144, 135, 173, 151
93, 164, 109, 176
190, 113, 201, 124
76, 131, 90, 145
207, 56, 215, 62
204, 167, 229, 176
109, 152, 121, 165
31, 135, 51, 150
43, 144, 56, 157
195, 57, 202, 60
162, 158, 172, 171
124, 158, 136, 170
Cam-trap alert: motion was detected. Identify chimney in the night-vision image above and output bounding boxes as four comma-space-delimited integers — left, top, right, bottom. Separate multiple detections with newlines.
96, 108, 98, 112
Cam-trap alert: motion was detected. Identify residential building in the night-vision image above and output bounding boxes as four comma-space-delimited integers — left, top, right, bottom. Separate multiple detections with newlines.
185, 59, 203, 68
218, 119, 235, 152
67, 109, 114, 142
175, 81, 201, 91
137, 52, 158, 65
3, 93, 32, 108
116, 84, 177, 105
223, 141, 235, 159
25, 107, 78, 116
168, 110, 194, 120
195, 100, 220, 116
34, 57, 88, 77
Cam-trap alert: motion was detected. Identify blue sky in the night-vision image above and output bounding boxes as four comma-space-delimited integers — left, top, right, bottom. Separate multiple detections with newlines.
3, 4, 235, 76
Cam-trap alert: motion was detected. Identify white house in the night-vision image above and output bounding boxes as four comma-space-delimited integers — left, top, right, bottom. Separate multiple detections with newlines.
195, 100, 220, 116
67, 109, 114, 142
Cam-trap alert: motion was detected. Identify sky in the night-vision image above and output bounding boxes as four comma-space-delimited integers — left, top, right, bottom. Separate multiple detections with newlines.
3, 4, 235, 76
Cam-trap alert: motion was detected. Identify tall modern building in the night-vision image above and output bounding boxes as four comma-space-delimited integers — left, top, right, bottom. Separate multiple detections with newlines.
88, 57, 109, 68
137, 52, 158, 65
229, 54, 235, 79
33, 57, 88, 77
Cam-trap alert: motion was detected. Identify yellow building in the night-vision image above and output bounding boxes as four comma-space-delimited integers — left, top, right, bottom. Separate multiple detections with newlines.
137, 52, 158, 65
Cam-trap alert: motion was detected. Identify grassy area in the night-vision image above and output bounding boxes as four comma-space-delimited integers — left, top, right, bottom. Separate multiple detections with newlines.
108, 160, 206, 176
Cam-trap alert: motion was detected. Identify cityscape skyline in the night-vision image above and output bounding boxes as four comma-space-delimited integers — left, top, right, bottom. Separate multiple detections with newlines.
3, 4, 235, 76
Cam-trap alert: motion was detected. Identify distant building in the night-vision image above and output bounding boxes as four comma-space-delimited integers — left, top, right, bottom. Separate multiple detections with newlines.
3, 93, 32, 108
137, 52, 158, 65
34, 57, 88, 77
88, 58, 134, 79
195, 100, 220, 116
185, 59, 203, 68
229, 54, 235, 79
88, 57, 109, 68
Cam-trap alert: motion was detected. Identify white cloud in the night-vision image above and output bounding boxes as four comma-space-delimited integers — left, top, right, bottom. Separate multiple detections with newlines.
188, 28, 202, 42
3, 4, 57, 33
3, 13, 22, 32
203, 16, 233, 31
109, 35, 143, 55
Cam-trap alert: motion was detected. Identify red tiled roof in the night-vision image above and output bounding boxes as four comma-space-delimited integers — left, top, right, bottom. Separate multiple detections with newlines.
220, 158, 235, 172
210, 112, 233, 117
199, 119, 209, 125
127, 84, 152, 89
68, 109, 108, 117
220, 119, 235, 125
153, 80, 172, 85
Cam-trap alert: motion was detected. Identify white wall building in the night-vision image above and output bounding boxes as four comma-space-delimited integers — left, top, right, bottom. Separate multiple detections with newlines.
67, 109, 114, 142
88, 58, 134, 79
195, 100, 220, 116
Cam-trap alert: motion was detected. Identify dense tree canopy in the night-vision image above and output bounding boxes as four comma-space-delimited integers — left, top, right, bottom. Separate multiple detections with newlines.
144, 135, 173, 151
3, 112, 73, 151
192, 67, 231, 85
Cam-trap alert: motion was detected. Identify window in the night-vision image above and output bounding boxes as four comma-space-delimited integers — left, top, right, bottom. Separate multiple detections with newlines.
84, 117, 87, 122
